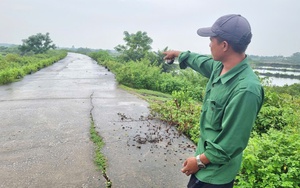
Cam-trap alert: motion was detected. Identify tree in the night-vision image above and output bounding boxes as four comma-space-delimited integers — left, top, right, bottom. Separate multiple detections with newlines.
19, 32, 56, 55
288, 52, 300, 64
114, 31, 176, 72
114, 31, 153, 62
152, 47, 178, 73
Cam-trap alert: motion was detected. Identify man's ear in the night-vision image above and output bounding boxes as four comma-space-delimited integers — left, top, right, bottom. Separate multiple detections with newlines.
222, 41, 229, 52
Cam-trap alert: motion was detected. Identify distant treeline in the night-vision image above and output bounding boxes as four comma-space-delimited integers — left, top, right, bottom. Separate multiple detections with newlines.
249, 52, 300, 65
249, 53, 300, 79
254, 66, 300, 72
251, 61, 300, 69
260, 72, 300, 79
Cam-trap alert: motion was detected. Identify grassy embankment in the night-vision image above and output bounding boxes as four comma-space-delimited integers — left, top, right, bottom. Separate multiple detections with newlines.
0, 50, 67, 85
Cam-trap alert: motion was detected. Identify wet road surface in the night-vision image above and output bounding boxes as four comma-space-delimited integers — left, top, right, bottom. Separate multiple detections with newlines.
0, 53, 195, 188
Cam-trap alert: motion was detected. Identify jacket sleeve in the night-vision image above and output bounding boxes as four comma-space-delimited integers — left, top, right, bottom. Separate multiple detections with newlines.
178, 51, 216, 79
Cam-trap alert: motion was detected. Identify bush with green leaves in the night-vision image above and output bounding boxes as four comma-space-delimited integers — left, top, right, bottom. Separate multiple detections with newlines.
0, 50, 67, 85
236, 128, 300, 188
254, 105, 288, 133
89, 50, 114, 63
150, 90, 201, 143
115, 59, 161, 90
161, 69, 207, 101
0, 56, 8, 70
155, 72, 186, 94
269, 83, 300, 97
254, 89, 297, 133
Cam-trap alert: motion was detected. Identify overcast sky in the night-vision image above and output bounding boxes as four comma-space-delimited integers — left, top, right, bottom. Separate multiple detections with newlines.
1, 0, 299, 56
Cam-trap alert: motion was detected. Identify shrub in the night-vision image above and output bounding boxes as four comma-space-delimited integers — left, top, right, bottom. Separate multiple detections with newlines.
150, 90, 201, 143
236, 128, 300, 188
254, 105, 289, 133
89, 50, 114, 62
0, 50, 67, 85
156, 73, 186, 94
4, 53, 21, 63
254, 90, 297, 134
115, 59, 161, 90
0, 69, 15, 84
0, 58, 8, 70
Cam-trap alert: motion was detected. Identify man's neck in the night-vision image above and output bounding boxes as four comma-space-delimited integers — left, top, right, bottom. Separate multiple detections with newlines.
220, 53, 246, 75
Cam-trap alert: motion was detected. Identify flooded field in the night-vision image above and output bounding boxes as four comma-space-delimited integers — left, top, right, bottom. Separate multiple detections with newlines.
253, 65, 300, 86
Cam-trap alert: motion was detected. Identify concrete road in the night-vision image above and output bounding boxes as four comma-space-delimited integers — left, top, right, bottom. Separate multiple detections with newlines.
0, 53, 195, 188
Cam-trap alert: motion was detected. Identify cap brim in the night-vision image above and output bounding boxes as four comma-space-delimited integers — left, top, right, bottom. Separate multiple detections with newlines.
197, 27, 217, 37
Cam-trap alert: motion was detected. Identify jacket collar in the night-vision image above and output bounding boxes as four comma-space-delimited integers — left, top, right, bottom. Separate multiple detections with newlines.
213, 56, 249, 85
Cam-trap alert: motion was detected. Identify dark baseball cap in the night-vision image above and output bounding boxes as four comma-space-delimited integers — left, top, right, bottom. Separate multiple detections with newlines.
197, 14, 252, 45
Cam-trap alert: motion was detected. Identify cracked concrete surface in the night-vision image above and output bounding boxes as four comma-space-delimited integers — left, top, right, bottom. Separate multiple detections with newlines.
0, 53, 196, 188
0, 53, 104, 188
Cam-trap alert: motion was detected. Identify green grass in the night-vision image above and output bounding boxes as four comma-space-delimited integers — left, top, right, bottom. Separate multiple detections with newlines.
89, 119, 112, 187
119, 84, 171, 104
